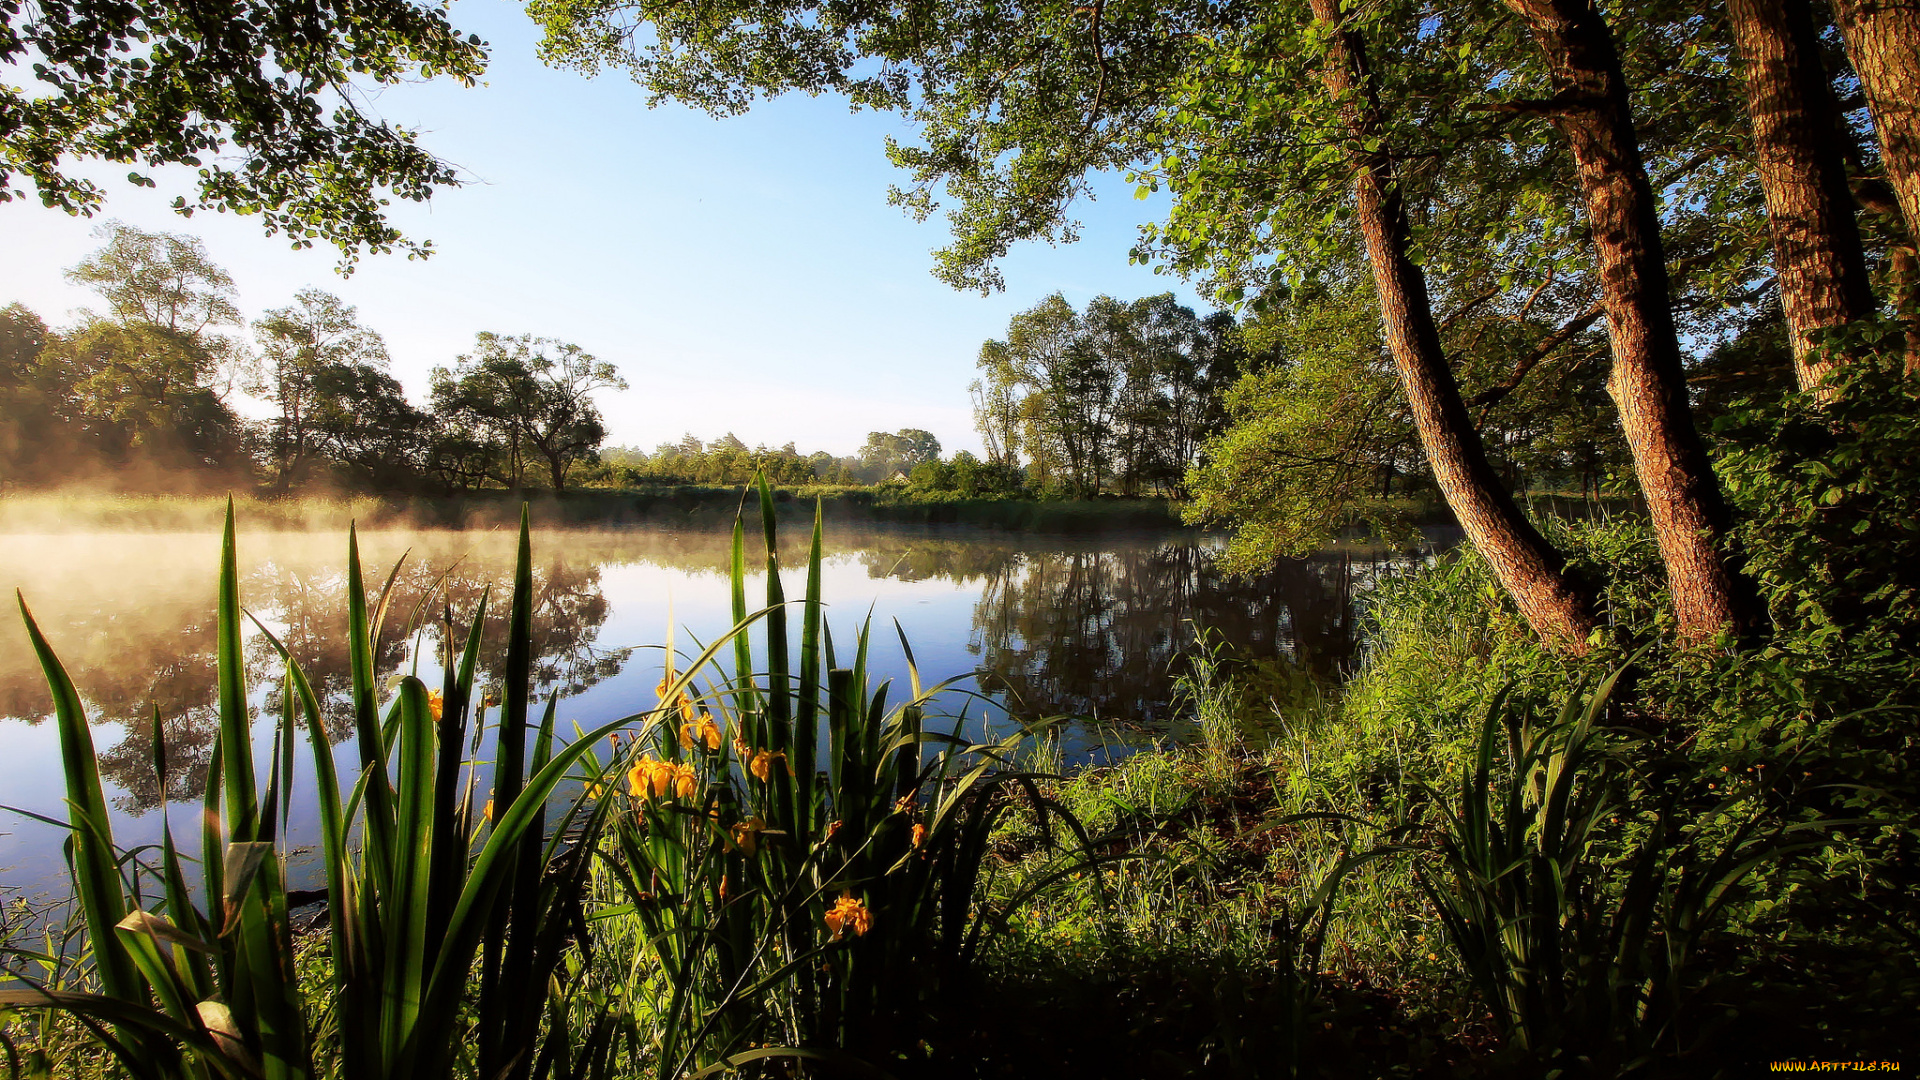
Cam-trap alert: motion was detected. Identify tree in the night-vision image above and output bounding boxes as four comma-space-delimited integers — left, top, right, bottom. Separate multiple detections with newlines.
429, 333, 626, 492
976, 292, 1247, 498
528, 0, 1904, 644
857, 429, 942, 480
1728, 0, 1877, 390
1187, 283, 1420, 571
254, 289, 393, 489
0, 303, 56, 485
1499, 0, 1757, 641
969, 378, 1022, 468
894, 428, 942, 470
525, 1, 1610, 644
3, 0, 486, 263
1104, 296, 1252, 496
66, 224, 241, 335
1830, 0, 1920, 244
307, 362, 429, 490
1829, 0, 1920, 361
1306, 0, 1599, 649
38, 320, 245, 475
64, 222, 250, 401
978, 294, 1107, 495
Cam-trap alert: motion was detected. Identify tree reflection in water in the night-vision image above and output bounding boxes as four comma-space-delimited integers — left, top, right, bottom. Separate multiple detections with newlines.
950, 538, 1395, 736
1, 532, 623, 813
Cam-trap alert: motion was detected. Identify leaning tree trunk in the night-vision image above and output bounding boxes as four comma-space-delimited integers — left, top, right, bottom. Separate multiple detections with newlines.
1311, 0, 1600, 653
1503, 0, 1759, 644
1729, 0, 1878, 391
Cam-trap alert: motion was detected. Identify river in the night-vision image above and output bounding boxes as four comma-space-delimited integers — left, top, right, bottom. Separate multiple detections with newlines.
0, 520, 1434, 901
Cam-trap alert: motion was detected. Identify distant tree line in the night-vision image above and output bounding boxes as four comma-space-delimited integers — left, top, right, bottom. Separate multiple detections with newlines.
971, 292, 1262, 498
590, 428, 976, 488
1, 223, 629, 494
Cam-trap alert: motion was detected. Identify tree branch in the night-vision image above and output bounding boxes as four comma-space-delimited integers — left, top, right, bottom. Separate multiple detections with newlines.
1471, 300, 1605, 411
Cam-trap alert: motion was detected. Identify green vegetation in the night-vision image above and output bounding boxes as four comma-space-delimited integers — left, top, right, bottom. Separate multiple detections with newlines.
1, 0, 484, 264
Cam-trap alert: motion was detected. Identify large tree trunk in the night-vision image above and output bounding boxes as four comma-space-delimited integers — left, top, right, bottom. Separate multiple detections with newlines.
1831, 0, 1920, 236
1503, 0, 1758, 644
1311, 0, 1599, 652
1729, 0, 1878, 391
1831, 0, 1920, 368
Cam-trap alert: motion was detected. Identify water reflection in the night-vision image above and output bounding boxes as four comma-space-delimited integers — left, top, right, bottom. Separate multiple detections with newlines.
0, 527, 1424, 815
961, 541, 1378, 733
1, 531, 627, 813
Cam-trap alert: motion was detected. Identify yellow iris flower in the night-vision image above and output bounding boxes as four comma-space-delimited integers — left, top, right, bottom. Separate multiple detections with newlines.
680, 713, 723, 752
823, 894, 873, 940
629, 755, 698, 800
748, 749, 791, 783
730, 815, 767, 855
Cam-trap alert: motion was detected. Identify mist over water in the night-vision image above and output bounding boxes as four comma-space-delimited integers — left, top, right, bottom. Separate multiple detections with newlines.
0, 520, 1428, 900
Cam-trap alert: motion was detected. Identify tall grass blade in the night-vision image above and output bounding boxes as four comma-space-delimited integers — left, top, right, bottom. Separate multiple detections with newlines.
347, 525, 398, 901
217, 499, 257, 844
14, 596, 147, 1008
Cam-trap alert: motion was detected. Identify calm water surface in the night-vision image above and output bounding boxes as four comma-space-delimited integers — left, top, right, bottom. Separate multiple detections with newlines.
0, 522, 1426, 899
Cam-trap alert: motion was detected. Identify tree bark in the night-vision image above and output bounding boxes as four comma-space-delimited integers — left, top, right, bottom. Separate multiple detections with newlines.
1832, 0, 1920, 368
1729, 0, 1878, 391
1311, 0, 1600, 653
1503, 0, 1758, 644
1832, 0, 1920, 238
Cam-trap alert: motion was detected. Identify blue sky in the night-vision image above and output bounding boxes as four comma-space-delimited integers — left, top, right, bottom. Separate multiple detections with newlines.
1, 0, 1208, 458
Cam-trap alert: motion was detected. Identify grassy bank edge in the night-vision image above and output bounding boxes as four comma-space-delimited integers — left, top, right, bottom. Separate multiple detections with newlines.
0, 487, 1203, 534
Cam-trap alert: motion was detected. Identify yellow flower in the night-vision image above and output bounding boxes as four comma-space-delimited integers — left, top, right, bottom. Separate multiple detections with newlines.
427, 689, 445, 722
629, 756, 672, 800
629, 755, 698, 800
731, 815, 767, 855
680, 713, 722, 752
483, 798, 495, 823
911, 823, 928, 849
749, 749, 790, 783
823, 894, 872, 940
584, 782, 606, 799
718, 875, 731, 904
